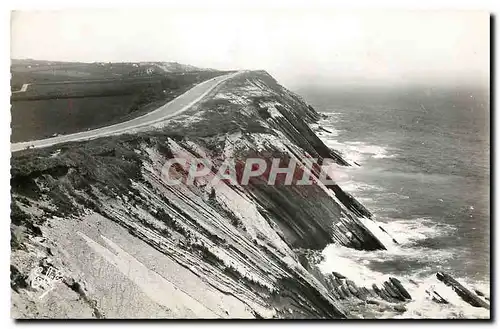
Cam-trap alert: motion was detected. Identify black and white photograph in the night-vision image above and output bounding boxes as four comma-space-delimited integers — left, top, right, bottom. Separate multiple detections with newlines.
9, 6, 491, 320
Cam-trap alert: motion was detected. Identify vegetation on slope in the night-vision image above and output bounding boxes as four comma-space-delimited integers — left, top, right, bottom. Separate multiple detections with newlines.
10, 59, 230, 142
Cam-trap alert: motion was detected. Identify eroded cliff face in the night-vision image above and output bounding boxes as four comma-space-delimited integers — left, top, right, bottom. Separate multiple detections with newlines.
10, 71, 411, 318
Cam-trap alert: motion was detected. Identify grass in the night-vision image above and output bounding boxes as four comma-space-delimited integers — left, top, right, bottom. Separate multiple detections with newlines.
11, 59, 230, 142
11, 95, 136, 142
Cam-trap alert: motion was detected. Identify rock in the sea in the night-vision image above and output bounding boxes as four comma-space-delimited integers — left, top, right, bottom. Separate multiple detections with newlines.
426, 289, 449, 304
335, 286, 347, 300
436, 272, 490, 309
474, 289, 485, 297
372, 284, 392, 301
392, 305, 407, 313
346, 281, 360, 298
358, 287, 371, 299
383, 281, 405, 301
389, 277, 412, 300
332, 271, 346, 280
340, 284, 353, 299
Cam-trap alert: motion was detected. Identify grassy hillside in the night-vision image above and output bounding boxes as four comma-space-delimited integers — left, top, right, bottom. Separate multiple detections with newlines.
10, 59, 230, 142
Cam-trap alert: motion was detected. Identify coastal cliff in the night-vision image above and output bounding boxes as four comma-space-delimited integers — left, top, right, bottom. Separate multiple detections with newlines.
10, 71, 488, 318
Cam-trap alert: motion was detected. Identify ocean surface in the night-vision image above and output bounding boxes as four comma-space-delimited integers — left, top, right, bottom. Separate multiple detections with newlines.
298, 84, 490, 318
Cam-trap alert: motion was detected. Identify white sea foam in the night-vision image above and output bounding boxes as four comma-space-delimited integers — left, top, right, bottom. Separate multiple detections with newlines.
327, 139, 396, 164
319, 216, 489, 318
319, 244, 388, 286
398, 275, 490, 319
319, 244, 489, 318
315, 111, 489, 318
320, 111, 344, 121
316, 112, 397, 164
338, 181, 385, 194
321, 217, 450, 280
379, 217, 457, 246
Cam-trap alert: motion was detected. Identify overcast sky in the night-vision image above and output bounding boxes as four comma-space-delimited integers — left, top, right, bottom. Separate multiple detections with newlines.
11, 9, 489, 88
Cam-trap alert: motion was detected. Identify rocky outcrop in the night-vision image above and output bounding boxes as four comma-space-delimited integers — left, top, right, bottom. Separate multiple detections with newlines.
321, 272, 412, 304
436, 272, 490, 310
12, 71, 377, 318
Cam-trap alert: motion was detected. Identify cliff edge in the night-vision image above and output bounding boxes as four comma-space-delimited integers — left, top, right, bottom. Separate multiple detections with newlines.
10, 71, 487, 318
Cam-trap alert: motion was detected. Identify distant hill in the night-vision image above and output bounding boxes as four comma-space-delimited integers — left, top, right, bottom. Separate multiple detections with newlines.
10, 59, 216, 85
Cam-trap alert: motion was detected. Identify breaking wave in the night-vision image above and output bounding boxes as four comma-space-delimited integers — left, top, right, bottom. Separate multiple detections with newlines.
314, 111, 489, 319
319, 217, 489, 319
315, 114, 397, 165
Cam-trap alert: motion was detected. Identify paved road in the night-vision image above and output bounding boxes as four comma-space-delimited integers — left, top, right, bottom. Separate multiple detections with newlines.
11, 72, 240, 153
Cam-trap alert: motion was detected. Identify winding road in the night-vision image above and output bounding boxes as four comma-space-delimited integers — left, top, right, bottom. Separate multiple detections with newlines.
11, 71, 241, 153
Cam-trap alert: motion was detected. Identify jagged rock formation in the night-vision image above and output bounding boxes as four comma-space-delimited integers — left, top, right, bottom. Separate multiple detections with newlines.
10, 71, 489, 318
436, 272, 490, 310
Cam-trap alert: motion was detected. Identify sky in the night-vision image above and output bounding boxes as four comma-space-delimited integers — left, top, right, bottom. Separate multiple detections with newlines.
11, 9, 490, 88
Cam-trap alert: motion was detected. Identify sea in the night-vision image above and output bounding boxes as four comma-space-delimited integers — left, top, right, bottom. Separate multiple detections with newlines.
298, 83, 490, 318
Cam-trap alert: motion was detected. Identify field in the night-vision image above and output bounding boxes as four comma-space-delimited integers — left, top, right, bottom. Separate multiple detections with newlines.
11, 59, 229, 142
